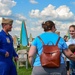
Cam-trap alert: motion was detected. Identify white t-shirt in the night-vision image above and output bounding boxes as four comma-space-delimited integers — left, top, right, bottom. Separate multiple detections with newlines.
68, 38, 75, 45
65, 38, 75, 61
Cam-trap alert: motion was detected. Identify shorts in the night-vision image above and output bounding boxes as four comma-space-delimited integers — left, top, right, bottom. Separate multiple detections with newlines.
32, 64, 67, 75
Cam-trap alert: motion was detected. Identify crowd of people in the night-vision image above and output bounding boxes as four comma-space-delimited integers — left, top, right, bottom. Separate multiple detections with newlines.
28, 20, 75, 75
63, 25, 75, 75
0, 17, 75, 75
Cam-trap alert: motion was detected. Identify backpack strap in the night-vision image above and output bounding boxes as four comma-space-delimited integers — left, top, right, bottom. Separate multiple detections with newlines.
38, 36, 61, 46
38, 36, 45, 45
56, 37, 60, 45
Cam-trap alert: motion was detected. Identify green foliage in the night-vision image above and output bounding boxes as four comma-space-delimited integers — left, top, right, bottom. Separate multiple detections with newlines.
17, 45, 30, 51
17, 62, 32, 75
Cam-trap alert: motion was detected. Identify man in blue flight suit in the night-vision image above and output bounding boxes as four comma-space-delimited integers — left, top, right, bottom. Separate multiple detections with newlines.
0, 18, 18, 75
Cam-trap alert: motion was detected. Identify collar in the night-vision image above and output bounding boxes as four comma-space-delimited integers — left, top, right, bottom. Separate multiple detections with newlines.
1, 30, 9, 36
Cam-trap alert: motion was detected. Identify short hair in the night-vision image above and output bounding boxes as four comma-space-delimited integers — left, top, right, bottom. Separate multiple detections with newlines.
69, 25, 75, 30
64, 35, 68, 38
68, 44, 75, 53
42, 20, 55, 32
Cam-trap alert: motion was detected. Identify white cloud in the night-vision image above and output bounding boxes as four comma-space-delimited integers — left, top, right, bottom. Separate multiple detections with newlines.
29, 0, 38, 4
0, 0, 16, 16
41, 5, 57, 18
31, 26, 41, 31
29, 9, 40, 18
56, 5, 73, 20
15, 20, 22, 25
14, 27, 21, 31
0, 0, 27, 22
27, 25, 43, 37
15, 14, 27, 20
29, 4, 74, 21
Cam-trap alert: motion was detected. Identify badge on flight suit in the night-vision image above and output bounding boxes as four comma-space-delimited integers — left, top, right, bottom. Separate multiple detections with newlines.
6, 37, 10, 43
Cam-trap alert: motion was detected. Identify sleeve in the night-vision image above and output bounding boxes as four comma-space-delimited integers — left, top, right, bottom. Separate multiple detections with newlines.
13, 48, 18, 57
31, 37, 38, 47
59, 37, 68, 50
0, 35, 6, 55
0, 49, 6, 55
10, 35, 18, 57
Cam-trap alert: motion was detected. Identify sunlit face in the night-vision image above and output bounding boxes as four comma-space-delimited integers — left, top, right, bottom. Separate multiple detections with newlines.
5, 24, 12, 32
69, 27, 75, 38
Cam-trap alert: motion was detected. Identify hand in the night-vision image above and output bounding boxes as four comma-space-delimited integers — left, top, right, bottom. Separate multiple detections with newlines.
14, 57, 18, 62
5, 52, 9, 57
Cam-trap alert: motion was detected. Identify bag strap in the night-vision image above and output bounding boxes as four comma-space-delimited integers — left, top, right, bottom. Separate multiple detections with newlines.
38, 36, 45, 45
56, 37, 60, 45
37, 36, 44, 56
38, 36, 60, 46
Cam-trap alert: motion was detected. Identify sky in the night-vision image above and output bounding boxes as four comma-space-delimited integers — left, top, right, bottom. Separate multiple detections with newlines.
0, 0, 75, 38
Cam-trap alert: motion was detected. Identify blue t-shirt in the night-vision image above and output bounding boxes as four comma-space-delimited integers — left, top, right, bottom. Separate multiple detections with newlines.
31, 32, 68, 66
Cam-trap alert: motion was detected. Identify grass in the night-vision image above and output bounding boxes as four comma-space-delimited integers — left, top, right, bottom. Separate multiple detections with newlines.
16, 60, 32, 75
17, 67, 32, 75
16, 45, 32, 75
15, 60, 32, 75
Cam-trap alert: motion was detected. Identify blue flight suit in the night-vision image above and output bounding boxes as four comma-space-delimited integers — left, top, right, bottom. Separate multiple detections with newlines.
0, 30, 18, 75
